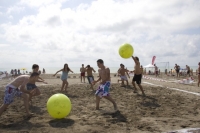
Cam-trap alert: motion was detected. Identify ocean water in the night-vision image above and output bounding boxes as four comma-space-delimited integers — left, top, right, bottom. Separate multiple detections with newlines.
0, 66, 198, 74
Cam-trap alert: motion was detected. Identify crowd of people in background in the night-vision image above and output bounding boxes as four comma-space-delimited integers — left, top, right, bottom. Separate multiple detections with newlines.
8, 68, 46, 78
116, 62, 200, 88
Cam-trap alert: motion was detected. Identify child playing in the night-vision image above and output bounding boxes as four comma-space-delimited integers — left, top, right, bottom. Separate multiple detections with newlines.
92, 59, 118, 111
32, 64, 45, 81
53, 63, 74, 92
26, 64, 47, 103
132, 56, 145, 96
0, 75, 35, 117
118, 64, 130, 86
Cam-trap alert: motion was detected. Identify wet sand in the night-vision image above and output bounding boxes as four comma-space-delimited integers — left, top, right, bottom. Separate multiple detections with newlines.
0, 74, 200, 133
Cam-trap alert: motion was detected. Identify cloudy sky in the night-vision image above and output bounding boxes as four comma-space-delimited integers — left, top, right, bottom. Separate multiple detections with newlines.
0, 0, 200, 69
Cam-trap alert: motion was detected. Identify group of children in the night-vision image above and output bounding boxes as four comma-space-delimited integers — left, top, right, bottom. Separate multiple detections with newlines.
0, 56, 146, 118
0, 64, 47, 117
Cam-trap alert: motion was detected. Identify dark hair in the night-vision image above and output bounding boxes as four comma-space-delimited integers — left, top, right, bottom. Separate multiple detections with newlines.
30, 72, 39, 77
63, 64, 70, 71
87, 65, 90, 68
135, 56, 139, 61
32, 64, 39, 69
97, 59, 104, 64
199, 62, 200, 65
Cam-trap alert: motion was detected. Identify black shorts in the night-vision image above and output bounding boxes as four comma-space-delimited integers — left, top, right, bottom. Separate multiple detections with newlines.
176, 70, 179, 73
26, 83, 37, 90
132, 74, 142, 84
187, 70, 190, 74
87, 76, 94, 84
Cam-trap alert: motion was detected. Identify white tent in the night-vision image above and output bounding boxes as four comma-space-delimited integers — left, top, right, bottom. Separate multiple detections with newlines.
144, 64, 155, 68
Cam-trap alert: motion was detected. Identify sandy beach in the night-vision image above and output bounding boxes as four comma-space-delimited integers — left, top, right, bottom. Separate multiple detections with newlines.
0, 73, 200, 133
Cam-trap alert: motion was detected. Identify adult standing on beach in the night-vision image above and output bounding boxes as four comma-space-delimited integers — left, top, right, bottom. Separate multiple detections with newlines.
53, 64, 74, 92
43, 68, 45, 74
174, 64, 180, 77
154, 64, 158, 77
85, 65, 96, 91
198, 62, 200, 87
132, 56, 145, 96
18, 69, 20, 75
186, 65, 191, 77
80, 64, 86, 83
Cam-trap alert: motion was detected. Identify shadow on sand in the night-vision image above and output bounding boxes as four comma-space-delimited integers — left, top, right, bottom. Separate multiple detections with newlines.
140, 95, 161, 108
102, 110, 127, 123
0, 117, 44, 130
49, 118, 75, 128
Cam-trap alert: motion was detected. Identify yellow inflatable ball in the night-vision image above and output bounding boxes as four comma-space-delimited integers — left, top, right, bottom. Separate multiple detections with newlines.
119, 43, 134, 59
47, 93, 71, 119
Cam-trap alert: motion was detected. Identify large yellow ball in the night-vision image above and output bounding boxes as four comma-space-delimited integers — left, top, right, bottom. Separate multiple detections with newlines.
47, 93, 71, 119
119, 43, 134, 59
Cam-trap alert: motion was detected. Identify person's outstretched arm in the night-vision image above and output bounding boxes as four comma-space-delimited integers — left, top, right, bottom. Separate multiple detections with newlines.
92, 68, 96, 73
69, 69, 74, 73
53, 69, 63, 76
126, 70, 130, 78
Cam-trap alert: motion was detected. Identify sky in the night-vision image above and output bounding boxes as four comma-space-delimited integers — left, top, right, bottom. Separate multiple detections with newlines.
0, 0, 200, 69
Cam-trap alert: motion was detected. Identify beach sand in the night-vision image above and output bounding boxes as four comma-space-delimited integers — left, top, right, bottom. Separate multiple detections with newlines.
0, 74, 200, 133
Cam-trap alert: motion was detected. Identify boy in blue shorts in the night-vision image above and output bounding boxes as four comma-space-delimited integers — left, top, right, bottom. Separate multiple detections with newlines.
92, 59, 118, 111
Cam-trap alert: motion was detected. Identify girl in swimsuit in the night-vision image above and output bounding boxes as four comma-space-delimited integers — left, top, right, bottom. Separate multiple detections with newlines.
53, 64, 74, 92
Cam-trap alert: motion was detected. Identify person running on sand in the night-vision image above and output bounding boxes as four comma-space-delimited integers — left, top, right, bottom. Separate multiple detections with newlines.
92, 59, 118, 111
198, 62, 200, 87
0, 75, 35, 117
53, 64, 74, 92
174, 64, 180, 77
85, 65, 96, 91
186, 65, 191, 77
27, 64, 47, 103
132, 56, 145, 96
118, 64, 130, 86
80, 64, 86, 83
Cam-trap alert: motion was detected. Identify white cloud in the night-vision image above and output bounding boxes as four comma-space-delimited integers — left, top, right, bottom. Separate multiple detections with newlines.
8, 15, 13, 19
0, 44, 10, 47
6, 5, 25, 14
20, 0, 68, 7
0, 0, 200, 70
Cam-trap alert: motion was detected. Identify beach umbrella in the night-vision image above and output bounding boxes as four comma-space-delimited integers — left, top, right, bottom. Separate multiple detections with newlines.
21, 68, 26, 70
21, 68, 27, 74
